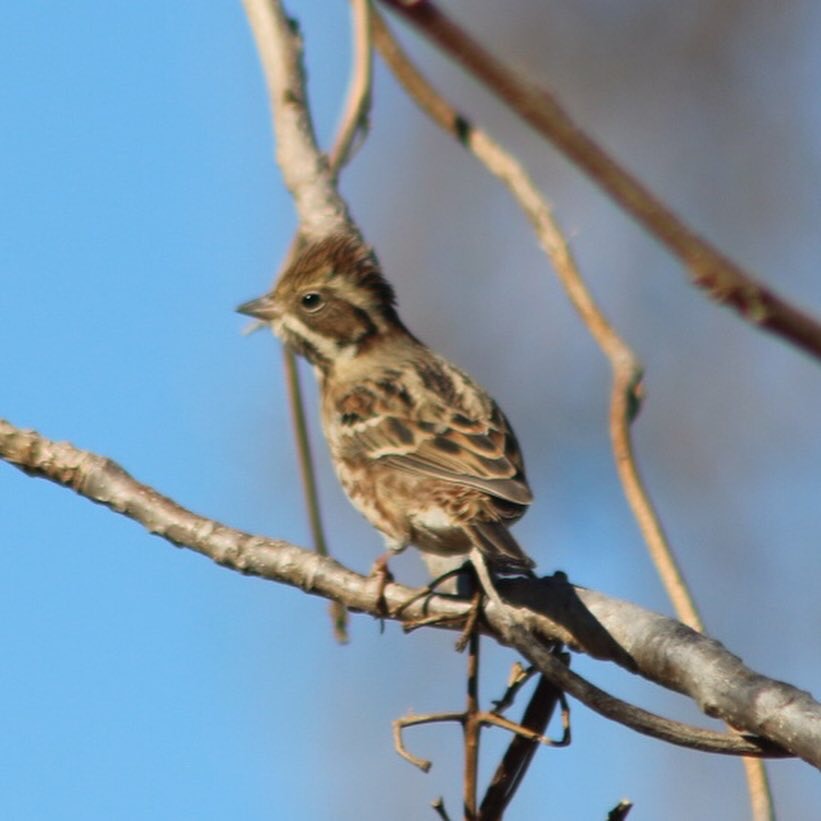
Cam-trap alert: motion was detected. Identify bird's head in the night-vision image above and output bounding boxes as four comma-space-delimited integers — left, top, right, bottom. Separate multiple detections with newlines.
237, 234, 403, 370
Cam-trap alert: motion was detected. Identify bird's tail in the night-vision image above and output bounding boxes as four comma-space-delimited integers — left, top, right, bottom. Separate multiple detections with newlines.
467, 521, 535, 575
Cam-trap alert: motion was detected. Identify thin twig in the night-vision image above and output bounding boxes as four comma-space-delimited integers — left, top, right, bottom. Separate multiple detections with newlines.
464, 630, 481, 820
282, 349, 348, 641
377, 0, 821, 363
480, 710, 569, 748
370, 12, 775, 814
328, 0, 373, 177
490, 662, 535, 714
393, 633, 570, 819
394, 711, 465, 772
743, 762, 776, 821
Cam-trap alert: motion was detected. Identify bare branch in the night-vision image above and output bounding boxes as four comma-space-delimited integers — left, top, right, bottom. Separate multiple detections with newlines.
328, 0, 374, 177
394, 711, 464, 772
462, 631, 479, 818
282, 348, 348, 642
280, 0, 375, 644
497, 579, 817, 765
431, 797, 452, 821
395, 633, 569, 818
242, 0, 352, 238
1, 418, 813, 765
377, 0, 821, 362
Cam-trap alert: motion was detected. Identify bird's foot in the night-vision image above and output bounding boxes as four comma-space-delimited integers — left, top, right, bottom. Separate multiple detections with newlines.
454, 589, 483, 652
369, 553, 395, 616
392, 561, 471, 621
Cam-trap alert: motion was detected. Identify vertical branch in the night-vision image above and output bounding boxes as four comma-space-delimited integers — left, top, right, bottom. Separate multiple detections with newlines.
743, 765, 775, 821
283, 349, 348, 641
279, 0, 375, 644
282, 351, 327, 557
241, 0, 363, 640
463, 631, 481, 821
280, 0, 375, 641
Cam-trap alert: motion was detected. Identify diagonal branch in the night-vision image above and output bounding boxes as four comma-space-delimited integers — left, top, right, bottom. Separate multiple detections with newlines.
377, 0, 821, 363
1, 418, 815, 765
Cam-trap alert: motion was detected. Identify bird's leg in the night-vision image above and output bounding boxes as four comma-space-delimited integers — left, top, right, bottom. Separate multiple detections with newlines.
400, 560, 484, 652
454, 588, 483, 652
468, 548, 506, 612
369, 552, 396, 615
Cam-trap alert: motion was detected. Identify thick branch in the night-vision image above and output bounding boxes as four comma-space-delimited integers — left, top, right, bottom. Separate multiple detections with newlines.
1, 419, 816, 766
378, 0, 821, 362
500, 579, 819, 767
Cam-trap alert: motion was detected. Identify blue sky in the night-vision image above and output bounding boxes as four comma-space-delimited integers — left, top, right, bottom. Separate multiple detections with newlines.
2, 2, 820, 819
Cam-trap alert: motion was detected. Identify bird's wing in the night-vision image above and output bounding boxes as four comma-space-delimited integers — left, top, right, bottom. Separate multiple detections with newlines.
328, 364, 532, 506
381, 407, 532, 505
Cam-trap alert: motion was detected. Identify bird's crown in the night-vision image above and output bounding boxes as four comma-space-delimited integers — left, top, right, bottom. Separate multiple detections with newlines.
275, 233, 396, 316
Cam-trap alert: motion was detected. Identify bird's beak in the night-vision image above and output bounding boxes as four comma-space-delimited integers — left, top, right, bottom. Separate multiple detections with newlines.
236, 293, 279, 321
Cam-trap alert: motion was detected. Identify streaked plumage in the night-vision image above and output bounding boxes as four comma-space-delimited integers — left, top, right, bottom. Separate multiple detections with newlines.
238, 234, 535, 575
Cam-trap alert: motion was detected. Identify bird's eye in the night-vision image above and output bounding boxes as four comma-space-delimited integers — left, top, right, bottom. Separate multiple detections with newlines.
300, 292, 324, 312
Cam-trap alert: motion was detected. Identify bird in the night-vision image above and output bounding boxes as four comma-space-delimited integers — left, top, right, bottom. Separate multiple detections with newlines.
237, 233, 535, 580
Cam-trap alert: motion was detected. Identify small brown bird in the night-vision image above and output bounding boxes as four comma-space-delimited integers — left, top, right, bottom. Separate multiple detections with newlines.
238, 234, 535, 576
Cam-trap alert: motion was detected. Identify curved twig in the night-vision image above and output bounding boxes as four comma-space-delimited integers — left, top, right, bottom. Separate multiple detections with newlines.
329, 0, 373, 176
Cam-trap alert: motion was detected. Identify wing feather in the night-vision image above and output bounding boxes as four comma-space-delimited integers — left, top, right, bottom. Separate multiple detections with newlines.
328, 361, 532, 506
